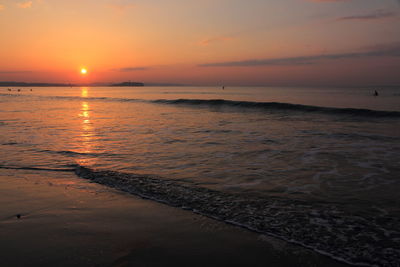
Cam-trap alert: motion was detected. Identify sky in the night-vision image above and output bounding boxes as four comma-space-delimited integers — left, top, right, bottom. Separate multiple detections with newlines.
0, 0, 399, 86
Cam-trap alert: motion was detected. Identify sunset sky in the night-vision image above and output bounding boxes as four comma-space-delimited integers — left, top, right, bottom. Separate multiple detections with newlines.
0, 0, 399, 86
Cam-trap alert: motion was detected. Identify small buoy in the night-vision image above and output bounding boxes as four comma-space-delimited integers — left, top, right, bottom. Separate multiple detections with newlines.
16, 214, 21, 219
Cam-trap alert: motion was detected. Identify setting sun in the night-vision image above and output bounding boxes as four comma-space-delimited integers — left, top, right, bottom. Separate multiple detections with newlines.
80, 68, 88, 75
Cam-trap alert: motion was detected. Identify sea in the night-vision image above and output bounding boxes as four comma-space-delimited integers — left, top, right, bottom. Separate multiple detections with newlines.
1, 86, 399, 266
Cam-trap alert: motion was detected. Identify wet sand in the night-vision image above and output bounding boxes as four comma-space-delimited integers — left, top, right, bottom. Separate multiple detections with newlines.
0, 169, 347, 267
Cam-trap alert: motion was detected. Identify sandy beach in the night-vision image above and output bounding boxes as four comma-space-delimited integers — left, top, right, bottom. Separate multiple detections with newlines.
0, 168, 347, 267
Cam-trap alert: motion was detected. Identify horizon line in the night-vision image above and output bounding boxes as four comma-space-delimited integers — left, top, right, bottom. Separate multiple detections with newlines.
0, 81, 399, 89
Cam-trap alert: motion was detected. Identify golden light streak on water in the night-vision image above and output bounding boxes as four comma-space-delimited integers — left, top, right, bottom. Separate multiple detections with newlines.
81, 87, 88, 98
77, 100, 97, 166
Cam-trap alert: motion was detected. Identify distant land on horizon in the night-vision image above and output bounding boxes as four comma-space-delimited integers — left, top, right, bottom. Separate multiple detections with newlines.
0, 81, 75, 87
110, 82, 144, 87
0, 81, 190, 87
0, 81, 142, 87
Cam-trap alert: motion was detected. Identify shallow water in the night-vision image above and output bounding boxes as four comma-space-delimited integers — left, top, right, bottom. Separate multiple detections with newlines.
1, 86, 399, 266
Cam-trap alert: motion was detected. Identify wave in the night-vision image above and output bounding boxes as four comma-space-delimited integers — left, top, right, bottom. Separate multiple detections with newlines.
2, 93, 400, 117
0, 165, 75, 172
152, 99, 400, 118
1, 142, 19, 146
75, 165, 400, 267
37, 149, 118, 157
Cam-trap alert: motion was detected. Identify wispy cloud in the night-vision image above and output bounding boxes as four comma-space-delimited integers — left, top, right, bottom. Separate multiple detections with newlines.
17, 1, 33, 8
112, 67, 150, 72
308, 0, 400, 6
337, 9, 397, 21
106, 0, 135, 12
199, 43, 400, 67
0, 70, 33, 74
0, 4, 5, 11
200, 36, 234, 46
306, 0, 351, 2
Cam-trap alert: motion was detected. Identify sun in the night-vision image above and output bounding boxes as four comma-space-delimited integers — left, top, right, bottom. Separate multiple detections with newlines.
80, 68, 88, 75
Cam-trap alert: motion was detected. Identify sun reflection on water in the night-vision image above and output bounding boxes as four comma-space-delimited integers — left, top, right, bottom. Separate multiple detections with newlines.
81, 87, 88, 98
77, 98, 97, 166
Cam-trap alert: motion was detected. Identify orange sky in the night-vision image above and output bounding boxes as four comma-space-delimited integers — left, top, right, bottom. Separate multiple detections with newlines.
0, 0, 399, 86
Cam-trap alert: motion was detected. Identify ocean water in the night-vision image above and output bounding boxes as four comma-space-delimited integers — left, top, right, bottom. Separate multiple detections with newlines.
1, 86, 399, 266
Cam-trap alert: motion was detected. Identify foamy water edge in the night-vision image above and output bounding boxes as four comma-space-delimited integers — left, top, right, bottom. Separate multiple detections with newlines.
75, 166, 400, 267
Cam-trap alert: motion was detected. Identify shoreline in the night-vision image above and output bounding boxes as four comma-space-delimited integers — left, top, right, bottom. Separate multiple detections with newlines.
0, 168, 346, 266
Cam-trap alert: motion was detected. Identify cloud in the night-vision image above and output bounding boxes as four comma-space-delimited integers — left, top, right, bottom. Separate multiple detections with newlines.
17, 1, 32, 8
308, 0, 400, 6
0, 70, 33, 74
112, 67, 149, 72
200, 36, 234, 46
106, 0, 135, 12
337, 9, 397, 21
306, 0, 350, 2
0, 4, 4, 11
199, 43, 400, 67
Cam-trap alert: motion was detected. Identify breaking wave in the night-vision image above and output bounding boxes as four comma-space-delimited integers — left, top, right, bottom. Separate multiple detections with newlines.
152, 99, 400, 118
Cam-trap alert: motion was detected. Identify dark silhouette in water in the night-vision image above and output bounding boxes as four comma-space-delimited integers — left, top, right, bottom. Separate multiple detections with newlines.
374, 90, 379, 96
17, 89, 21, 92
222, 86, 225, 90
